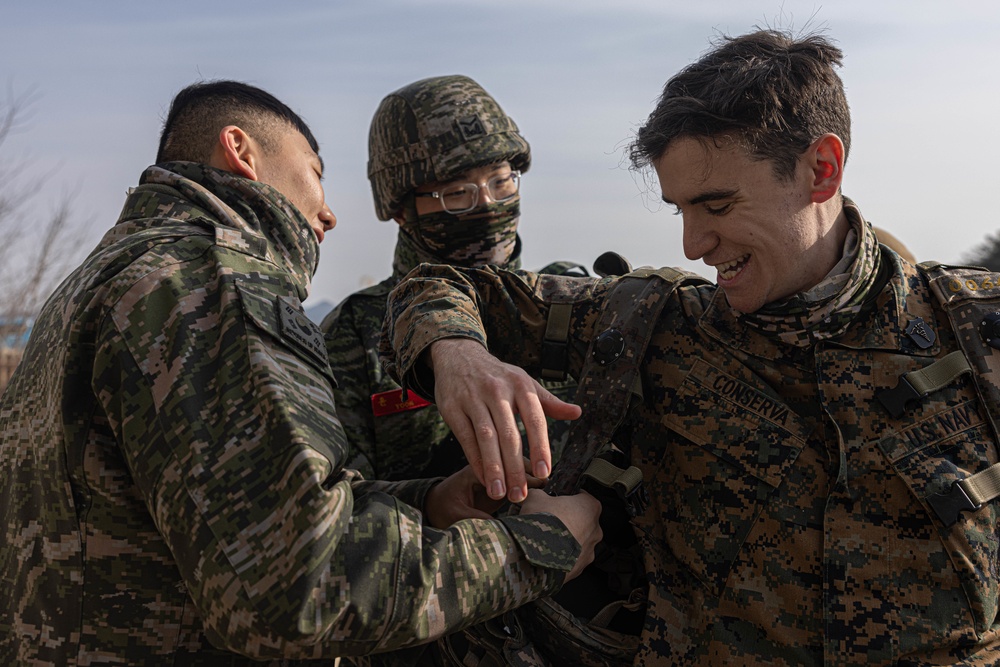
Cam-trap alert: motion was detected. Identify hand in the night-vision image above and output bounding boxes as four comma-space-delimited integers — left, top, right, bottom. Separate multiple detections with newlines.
521, 490, 602, 582
429, 339, 582, 504
424, 461, 546, 529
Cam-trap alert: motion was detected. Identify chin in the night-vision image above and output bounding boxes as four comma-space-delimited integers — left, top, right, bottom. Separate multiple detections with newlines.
723, 291, 763, 315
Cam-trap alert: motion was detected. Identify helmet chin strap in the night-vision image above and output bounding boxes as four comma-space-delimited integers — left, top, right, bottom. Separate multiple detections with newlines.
400, 193, 419, 226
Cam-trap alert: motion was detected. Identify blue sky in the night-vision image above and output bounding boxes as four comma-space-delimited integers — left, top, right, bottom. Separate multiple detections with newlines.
3, 1, 1000, 314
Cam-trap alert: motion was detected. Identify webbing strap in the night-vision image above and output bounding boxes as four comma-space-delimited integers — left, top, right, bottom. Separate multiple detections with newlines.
877, 351, 971, 418
547, 267, 706, 496
540, 303, 573, 381
929, 461, 1000, 527
905, 351, 971, 395
963, 462, 1000, 506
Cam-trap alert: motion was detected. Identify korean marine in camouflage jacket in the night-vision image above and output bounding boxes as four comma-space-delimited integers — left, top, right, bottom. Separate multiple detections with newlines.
321, 75, 581, 482
382, 201, 1000, 665
0, 161, 580, 665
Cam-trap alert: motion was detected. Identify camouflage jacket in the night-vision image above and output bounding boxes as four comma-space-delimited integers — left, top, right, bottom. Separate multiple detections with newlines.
383, 203, 1000, 665
321, 228, 580, 481
0, 163, 578, 666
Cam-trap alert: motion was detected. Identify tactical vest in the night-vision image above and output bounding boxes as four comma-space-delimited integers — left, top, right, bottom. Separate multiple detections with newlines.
912, 262, 1000, 526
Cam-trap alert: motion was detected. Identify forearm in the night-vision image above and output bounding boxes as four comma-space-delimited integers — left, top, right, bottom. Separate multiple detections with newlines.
104, 264, 575, 659
153, 465, 573, 657
382, 264, 604, 394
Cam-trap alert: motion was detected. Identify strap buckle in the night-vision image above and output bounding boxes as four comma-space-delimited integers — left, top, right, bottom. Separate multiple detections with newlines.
619, 482, 649, 518
927, 480, 982, 528
876, 351, 971, 418
876, 376, 919, 418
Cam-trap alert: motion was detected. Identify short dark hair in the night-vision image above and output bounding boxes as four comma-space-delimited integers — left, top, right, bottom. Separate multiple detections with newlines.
630, 29, 850, 180
156, 80, 319, 165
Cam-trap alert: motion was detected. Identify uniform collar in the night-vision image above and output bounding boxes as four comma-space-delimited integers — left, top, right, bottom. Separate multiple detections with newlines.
698, 202, 940, 363
115, 162, 319, 300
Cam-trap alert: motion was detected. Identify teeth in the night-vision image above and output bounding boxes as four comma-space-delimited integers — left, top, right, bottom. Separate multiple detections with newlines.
716, 255, 748, 280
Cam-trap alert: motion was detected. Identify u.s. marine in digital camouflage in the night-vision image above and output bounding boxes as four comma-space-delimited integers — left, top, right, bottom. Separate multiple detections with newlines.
321, 75, 583, 482
0, 81, 598, 666
382, 32, 1000, 666
385, 208, 1000, 667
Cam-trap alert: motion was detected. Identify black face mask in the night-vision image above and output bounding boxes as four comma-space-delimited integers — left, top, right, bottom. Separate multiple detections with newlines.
405, 198, 520, 267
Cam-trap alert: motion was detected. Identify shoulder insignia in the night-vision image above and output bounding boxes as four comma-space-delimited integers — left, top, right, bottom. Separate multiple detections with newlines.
905, 317, 936, 349
278, 296, 328, 368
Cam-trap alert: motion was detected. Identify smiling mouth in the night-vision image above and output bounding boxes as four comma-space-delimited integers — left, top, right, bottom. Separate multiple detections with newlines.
716, 254, 749, 281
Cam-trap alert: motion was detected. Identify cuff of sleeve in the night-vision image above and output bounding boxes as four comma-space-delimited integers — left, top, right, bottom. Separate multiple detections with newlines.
402, 347, 438, 405
498, 512, 580, 572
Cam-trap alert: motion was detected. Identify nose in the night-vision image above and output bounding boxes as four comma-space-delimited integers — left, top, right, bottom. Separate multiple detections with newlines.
682, 215, 716, 261
475, 183, 494, 207
319, 204, 337, 231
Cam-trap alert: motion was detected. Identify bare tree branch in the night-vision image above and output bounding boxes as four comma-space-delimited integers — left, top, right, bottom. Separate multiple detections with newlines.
0, 88, 91, 331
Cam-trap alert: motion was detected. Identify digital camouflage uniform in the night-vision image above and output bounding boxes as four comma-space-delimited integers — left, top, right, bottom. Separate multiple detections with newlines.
383, 200, 1000, 665
321, 74, 580, 481
0, 162, 579, 666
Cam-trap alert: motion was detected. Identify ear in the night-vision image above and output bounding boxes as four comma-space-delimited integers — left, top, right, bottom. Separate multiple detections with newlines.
808, 133, 845, 204
208, 125, 260, 180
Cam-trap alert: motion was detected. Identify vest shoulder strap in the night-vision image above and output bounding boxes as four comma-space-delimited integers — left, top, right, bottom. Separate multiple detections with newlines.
547, 267, 707, 495
919, 262, 1000, 525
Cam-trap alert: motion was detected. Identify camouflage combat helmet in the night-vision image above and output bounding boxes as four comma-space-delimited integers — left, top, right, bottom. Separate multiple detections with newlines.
367, 74, 531, 221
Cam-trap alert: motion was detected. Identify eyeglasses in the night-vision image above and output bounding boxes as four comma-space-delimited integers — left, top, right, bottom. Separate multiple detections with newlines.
414, 170, 520, 214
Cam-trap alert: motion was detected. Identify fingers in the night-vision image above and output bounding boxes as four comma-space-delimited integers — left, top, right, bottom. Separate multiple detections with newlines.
465, 380, 580, 503
516, 390, 551, 482
446, 412, 486, 488
493, 398, 528, 502
424, 466, 504, 529
517, 384, 581, 482
522, 457, 547, 489
538, 386, 583, 421
442, 376, 529, 503
430, 339, 579, 504
445, 397, 508, 500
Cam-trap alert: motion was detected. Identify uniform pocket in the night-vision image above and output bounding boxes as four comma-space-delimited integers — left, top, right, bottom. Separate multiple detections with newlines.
235, 281, 344, 470
236, 282, 337, 387
659, 359, 808, 596
877, 398, 1000, 633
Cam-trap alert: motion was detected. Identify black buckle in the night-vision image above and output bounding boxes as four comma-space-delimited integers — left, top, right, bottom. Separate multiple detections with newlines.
927, 481, 982, 528
616, 482, 649, 518
876, 375, 920, 418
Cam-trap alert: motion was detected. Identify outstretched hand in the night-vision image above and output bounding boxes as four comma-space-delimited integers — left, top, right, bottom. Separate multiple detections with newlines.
429, 339, 581, 504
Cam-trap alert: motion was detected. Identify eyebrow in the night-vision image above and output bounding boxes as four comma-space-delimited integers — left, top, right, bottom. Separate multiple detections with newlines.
661, 188, 739, 207
473, 163, 510, 178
